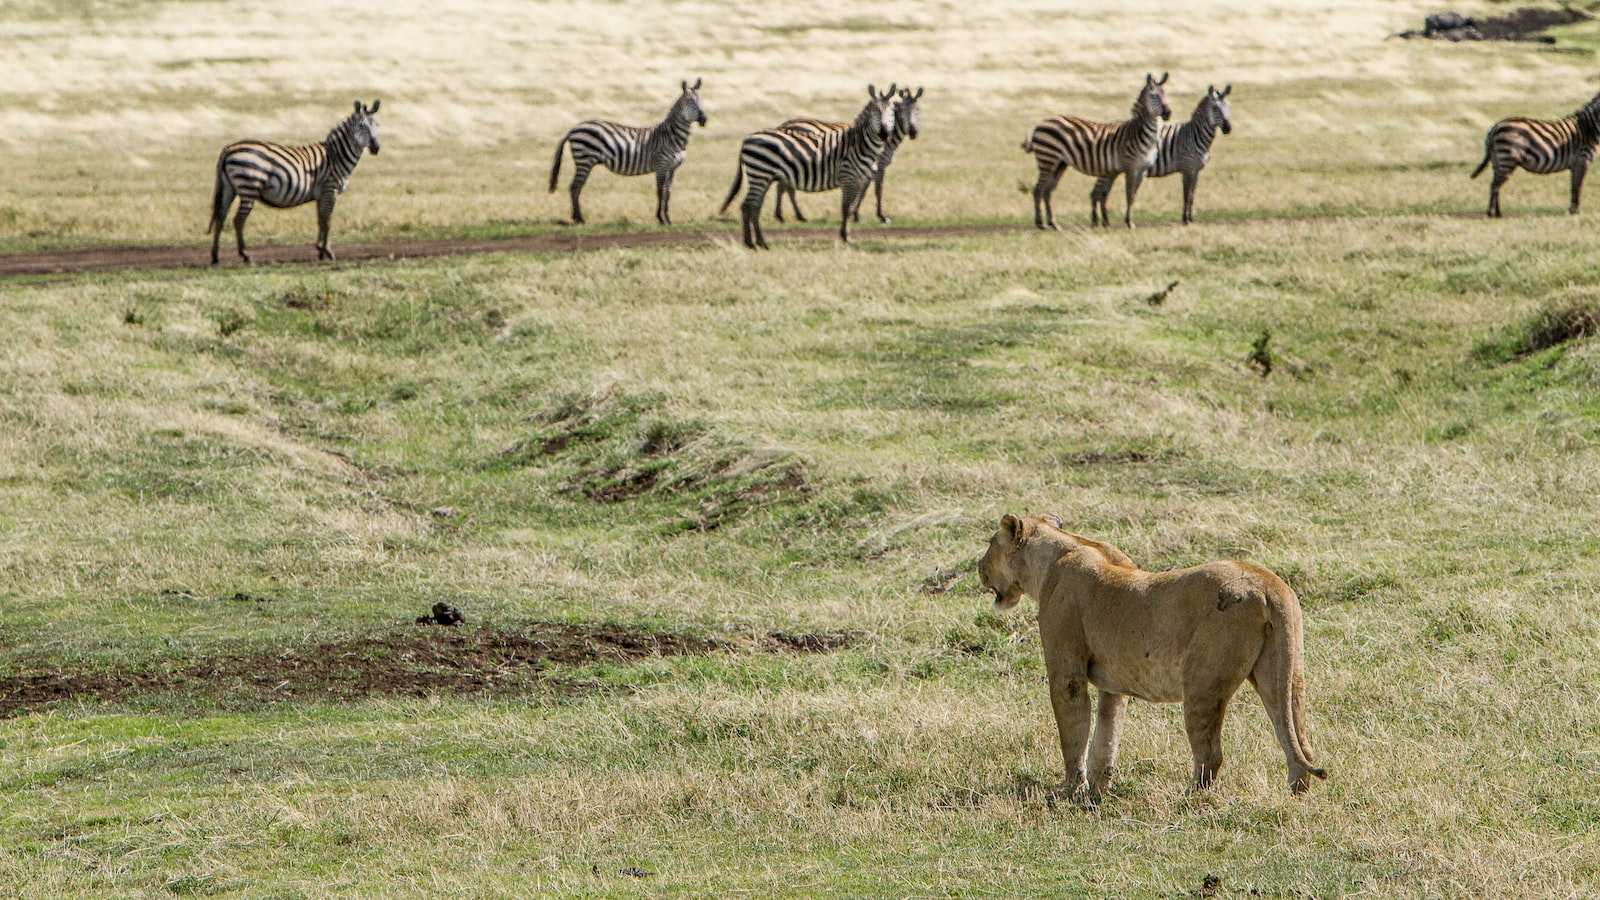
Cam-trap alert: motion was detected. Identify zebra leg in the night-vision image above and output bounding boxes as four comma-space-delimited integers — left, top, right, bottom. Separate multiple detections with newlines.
568, 160, 593, 224
1090, 175, 1115, 228
1488, 169, 1509, 218
232, 198, 255, 265
839, 180, 859, 243
1570, 163, 1588, 215
873, 169, 887, 224
1123, 169, 1146, 228
1032, 165, 1060, 231
315, 190, 338, 261
1182, 170, 1199, 225
788, 188, 806, 223
741, 177, 771, 250
773, 186, 786, 223
656, 169, 672, 226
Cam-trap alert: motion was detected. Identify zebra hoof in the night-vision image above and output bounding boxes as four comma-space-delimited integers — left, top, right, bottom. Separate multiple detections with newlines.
879, 217, 891, 225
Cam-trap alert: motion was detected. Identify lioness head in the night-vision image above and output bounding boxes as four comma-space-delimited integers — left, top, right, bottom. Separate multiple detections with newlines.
979, 514, 1063, 610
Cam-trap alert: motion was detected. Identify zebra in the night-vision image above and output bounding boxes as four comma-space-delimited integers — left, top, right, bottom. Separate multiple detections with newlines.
1091, 84, 1232, 225
1472, 89, 1600, 217
1023, 72, 1171, 229
548, 79, 706, 226
719, 84, 897, 249
208, 99, 381, 265
771, 86, 923, 225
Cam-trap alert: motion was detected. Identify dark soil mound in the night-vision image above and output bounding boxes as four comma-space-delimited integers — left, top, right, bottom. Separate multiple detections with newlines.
0, 622, 857, 717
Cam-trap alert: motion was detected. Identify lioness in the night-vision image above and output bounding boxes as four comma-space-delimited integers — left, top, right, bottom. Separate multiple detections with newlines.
979, 514, 1327, 798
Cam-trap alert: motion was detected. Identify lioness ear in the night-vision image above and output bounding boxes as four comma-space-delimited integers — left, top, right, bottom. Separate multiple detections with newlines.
1044, 514, 1063, 529
1000, 514, 1021, 538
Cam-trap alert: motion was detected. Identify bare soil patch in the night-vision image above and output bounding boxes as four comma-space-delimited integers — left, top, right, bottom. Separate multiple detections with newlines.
0, 225, 1026, 277
1396, 7, 1595, 42
0, 622, 857, 717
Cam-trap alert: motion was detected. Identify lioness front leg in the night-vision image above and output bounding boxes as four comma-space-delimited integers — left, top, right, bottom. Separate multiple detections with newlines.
1046, 667, 1093, 796
1086, 691, 1129, 802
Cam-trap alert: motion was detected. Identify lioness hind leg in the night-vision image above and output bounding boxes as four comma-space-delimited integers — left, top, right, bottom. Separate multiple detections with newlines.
1086, 691, 1129, 801
1183, 697, 1230, 790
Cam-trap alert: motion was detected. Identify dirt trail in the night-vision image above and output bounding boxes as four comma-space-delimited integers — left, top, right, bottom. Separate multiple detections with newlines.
0, 224, 1028, 277
0, 213, 1500, 278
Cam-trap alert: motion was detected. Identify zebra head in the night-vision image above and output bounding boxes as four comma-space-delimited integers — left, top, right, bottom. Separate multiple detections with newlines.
1138, 72, 1171, 122
896, 86, 923, 140
676, 78, 707, 127
1206, 84, 1232, 135
349, 99, 381, 155
862, 83, 898, 143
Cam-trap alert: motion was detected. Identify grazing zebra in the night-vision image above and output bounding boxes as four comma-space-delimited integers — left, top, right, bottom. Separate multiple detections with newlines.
549, 79, 707, 225
1472, 89, 1600, 217
1092, 84, 1232, 225
719, 84, 897, 249
1023, 72, 1171, 229
772, 86, 923, 225
208, 99, 381, 265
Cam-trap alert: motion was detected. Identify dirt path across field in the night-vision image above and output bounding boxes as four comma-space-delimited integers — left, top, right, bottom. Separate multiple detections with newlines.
0, 223, 1033, 277
0, 213, 1499, 278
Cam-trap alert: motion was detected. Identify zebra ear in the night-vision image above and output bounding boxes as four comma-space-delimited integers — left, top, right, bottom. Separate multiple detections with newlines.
885, 82, 897, 98
354, 100, 363, 114
1158, 72, 1169, 85
1221, 84, 1231, 98
692, 77, 702, 90
868, 83, 877, 98
369, 99, 380, 113
914, 87, 923, 100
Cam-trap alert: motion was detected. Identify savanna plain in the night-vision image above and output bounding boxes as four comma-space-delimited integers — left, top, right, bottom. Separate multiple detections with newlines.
3, 0, 1600, 896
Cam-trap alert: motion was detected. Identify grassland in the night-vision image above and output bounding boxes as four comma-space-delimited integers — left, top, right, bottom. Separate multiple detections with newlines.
4, 0, 1600, 897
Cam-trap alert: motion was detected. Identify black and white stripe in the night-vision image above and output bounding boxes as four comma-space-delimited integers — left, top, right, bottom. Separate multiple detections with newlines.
1472, 89, 1600, 217
1023, 73, 1171, 229
208, 99, 381, 265
771, 86, 922, 225
549, 79, 707, 225
1092, 84, 1231, 225
719, 84, 897, 249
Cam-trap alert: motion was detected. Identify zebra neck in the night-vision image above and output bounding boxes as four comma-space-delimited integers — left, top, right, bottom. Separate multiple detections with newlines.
324, 129, 365, 175
1182, 117, 1218, 153
656, 115, 693, 149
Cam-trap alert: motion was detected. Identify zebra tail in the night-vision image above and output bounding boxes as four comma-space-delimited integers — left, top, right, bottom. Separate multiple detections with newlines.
1470, 147, 1490, 179
1021, 136, 1033, 153
206, 154, 228, 235
718, 163, 745, 216
549, 131, 569, 193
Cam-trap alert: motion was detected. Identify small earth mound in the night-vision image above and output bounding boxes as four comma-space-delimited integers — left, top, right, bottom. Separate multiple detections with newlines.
1394, 8, 1595, 43
0, 622, 859, 717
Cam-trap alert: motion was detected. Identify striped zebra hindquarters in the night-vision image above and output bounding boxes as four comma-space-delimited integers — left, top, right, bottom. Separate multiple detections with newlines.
208, 99, 381, 265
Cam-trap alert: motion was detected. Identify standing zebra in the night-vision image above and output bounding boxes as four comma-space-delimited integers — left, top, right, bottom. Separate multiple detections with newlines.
719, 84, 897, 249
1472, 89, 1600, 217
1023, 72, 1171, 229
772, 86, 923, 225
208, 99, 381, 265
549, 79, 706, 225
1091, 84, 1232, 225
